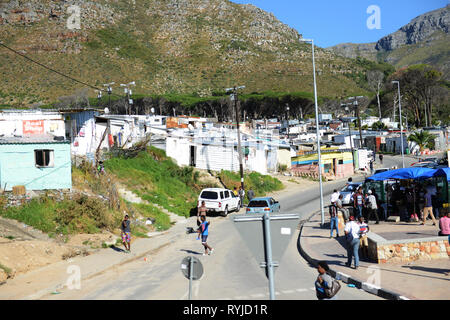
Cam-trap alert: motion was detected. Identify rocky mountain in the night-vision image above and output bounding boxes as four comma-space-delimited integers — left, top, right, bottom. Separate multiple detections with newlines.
327, 5, 450, 79
0, 0, 370, 107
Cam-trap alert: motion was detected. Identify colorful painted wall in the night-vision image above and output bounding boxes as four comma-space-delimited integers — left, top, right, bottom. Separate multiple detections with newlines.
291, 148, 354, 179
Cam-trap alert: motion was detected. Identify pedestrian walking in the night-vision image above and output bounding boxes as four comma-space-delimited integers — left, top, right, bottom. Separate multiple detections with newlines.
329, 198, 339, 239
314, 261, 340, 300
344, 216, 360, 269
353, 188, 365, 219
120, 214, 131, 253
421, 189, 437, 226
238, 186, 245, 208
369, 160, 374, 175
379, 154, 383, 164
336, 194, 349, 223
357, 216, 370, 260
366, 190, 380, 224
197, 215, 214, 256
197, 201, 207, 226
247, 188, 255, 202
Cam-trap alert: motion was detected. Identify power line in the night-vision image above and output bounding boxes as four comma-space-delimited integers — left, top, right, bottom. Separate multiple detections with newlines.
0, 41, 122, 98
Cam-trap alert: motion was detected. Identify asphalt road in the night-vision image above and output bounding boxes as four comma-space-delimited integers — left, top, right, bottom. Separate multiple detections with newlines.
47, 155, 413, 300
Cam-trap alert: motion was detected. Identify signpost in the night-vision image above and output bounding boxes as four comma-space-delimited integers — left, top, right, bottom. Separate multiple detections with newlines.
180, 256, 203, 300
231, 213, 300, 300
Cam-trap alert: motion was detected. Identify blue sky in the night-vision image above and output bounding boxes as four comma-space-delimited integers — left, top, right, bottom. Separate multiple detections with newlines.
231, 0, 448, 47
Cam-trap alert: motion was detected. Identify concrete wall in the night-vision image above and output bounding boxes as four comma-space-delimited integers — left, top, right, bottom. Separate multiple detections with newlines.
0, 142, 72, 191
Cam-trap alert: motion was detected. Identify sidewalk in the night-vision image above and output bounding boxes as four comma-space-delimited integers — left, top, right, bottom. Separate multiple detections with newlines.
299, 211, 450, 300
0, 215, 202, 300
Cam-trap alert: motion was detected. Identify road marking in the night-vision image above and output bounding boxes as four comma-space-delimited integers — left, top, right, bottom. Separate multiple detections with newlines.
296, 288, 308, 293
234, 295, 248, 299
250, 293, 265, 298
282, 290, 294, 294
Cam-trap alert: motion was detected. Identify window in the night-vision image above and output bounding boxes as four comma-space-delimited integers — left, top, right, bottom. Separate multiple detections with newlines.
35, 149, 54, 167
200, 191, 218, 200
224, 191, 229, 198
338, 160, 343, 165
248, 200, 269, 208
220, 191, 224, 199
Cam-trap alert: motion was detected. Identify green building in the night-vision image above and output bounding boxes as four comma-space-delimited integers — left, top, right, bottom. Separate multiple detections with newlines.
0, 135, 71, 191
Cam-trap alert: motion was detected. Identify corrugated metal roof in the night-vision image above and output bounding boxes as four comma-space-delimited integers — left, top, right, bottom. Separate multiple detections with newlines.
0, 135, 69, 144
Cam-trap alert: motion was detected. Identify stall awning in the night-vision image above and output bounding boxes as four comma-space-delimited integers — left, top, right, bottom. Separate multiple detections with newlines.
366, 167, 441, 181
435, 168, 450, 181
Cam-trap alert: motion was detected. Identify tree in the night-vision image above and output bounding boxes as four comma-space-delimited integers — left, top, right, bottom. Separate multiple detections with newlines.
367, 70, 384, 119
390, 65, 442, 128
371, 121, 386, 131
407, 130, 435, 152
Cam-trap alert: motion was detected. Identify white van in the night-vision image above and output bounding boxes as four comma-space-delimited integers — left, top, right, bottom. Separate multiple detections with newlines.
198, 188, 241, 216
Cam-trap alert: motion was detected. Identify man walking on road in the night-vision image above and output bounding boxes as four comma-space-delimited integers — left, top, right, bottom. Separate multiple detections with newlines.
421, 189, 437, 226
366, 190, 379, 224
247, 188, 255, 202
197, 201, 207, 226
197, 215, 214, 256
353, 188, 365, 219
121, 214, 131, 253
344, 216, 360, 269
238, 187, 245, 208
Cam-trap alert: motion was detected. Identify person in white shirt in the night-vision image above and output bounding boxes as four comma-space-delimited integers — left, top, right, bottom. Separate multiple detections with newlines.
344, 216, 360, 269
357, 216, 370, 260
366, 190, 379, 224
330, 189, 340, 204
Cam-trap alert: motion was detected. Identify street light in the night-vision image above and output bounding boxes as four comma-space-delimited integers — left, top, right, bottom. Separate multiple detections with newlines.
392, 81, 405, 168
120, 81, 136, 115
299, 37, 324, 227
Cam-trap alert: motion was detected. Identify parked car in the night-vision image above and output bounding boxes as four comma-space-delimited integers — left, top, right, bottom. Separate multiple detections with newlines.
340, 182, 362, 205
411, 161, 434, 167
198, 188, 240, 216
246, 197, 280, 214
373, 168, 390, 175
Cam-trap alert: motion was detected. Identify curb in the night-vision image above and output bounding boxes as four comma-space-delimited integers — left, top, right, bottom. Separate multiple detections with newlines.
297, 210, 409, 300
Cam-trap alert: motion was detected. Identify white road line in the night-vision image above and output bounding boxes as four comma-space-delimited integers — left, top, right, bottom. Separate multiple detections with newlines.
309, 287, 316, 291
234, 295, 248, 299
296, 288, 308, 292
250, 293, 265, 298
282, 290, 294, 294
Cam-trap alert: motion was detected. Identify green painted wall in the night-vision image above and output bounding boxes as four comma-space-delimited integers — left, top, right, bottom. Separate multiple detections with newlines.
0, 142, 71, 191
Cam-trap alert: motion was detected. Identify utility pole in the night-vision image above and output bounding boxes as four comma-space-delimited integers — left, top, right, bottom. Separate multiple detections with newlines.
103, 82, 115, 113
348, 96, 364, 148
226, 86, 245, 191
285, 103, 290, 140
120, 81, 136, 115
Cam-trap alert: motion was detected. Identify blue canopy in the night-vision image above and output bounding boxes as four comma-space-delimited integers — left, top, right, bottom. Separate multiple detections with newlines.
434, 168, 450, 181
366, 167, 440, 181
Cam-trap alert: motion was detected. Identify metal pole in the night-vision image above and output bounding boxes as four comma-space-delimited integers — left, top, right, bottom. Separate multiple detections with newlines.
233, 87, 245, 191
310, 39, 325, 227
397, 83, 405, 168
263, 212, 275, 300
188, 256, 193, 300
348, 120, 355, 171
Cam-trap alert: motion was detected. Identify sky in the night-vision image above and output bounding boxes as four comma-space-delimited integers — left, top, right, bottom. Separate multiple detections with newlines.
231, 0, 448, 47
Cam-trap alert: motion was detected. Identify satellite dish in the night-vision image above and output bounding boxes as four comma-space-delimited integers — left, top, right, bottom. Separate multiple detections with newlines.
104, 108, 109, 114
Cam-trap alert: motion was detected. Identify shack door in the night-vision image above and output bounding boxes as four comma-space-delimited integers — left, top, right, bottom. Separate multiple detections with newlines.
190, 146, 196, 167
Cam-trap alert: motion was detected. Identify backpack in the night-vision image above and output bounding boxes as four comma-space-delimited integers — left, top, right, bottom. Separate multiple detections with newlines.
325, 279, 341, 298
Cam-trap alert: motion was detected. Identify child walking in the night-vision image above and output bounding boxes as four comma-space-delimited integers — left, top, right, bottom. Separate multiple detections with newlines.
197, 215, 214, 256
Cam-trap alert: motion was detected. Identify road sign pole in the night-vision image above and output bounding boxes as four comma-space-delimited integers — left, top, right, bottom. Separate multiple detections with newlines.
263, 212, 275, 300
189, 256, 193, 300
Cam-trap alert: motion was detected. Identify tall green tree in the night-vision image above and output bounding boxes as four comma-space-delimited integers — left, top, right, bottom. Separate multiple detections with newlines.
389, 64, 442, 128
